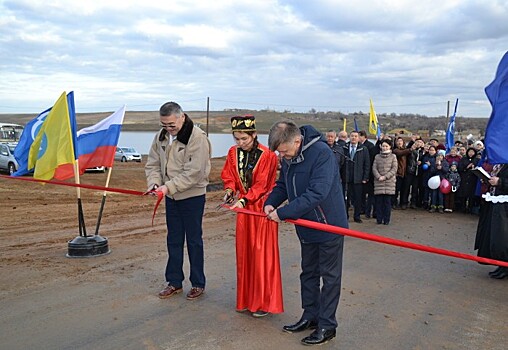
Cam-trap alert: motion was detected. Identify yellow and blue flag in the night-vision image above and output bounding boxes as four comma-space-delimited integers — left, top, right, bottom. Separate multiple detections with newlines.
28, 92, 76, 180
369, 99, 381, 138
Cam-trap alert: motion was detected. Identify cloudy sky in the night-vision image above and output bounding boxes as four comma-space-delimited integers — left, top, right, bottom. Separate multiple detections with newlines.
1, 0, 507, 117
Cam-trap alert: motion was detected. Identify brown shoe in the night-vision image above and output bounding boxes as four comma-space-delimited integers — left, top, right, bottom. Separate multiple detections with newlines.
158, 285, 182, 299
186, 287, 204, 300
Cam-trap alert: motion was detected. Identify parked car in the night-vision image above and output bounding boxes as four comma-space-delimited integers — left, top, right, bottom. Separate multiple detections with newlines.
85, 166, 106, 173
115, 147, 142, 162
0, 142, 19, 175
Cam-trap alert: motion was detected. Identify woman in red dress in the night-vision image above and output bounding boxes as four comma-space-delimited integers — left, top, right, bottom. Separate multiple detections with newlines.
221, 115, 284, 317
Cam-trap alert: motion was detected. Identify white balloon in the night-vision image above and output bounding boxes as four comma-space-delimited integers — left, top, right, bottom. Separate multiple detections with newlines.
428, 175, 441, 190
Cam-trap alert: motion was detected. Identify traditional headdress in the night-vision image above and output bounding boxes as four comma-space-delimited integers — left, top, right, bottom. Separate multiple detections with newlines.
231, 115, 256, 132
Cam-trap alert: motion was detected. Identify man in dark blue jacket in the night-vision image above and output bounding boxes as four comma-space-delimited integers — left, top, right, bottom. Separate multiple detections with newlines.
264, 121, 348, 346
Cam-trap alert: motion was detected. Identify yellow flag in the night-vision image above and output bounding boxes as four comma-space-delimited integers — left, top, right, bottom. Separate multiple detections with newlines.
343, 118, 347, 132
369, 98, 379, 136
28, 92, 76, 180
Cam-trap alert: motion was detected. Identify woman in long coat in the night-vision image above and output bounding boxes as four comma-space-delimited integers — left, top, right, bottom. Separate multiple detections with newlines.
221, 115, 283, 316
372, 139, 398, 225
475, 163, 508, 279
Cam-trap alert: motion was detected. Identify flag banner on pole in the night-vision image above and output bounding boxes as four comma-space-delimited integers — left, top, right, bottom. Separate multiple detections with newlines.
445, 99, 459, 154
484, 51, 508, 164
54, 105, 126, 180
369, 99, 381, 138
12, 108, 50, 176
13, 92, 76, 177
27, 92, 76, 181
343, 118, 346, 132
354, 117, 359, 132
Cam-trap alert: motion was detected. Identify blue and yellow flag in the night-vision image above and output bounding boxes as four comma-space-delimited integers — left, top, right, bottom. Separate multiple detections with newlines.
369, 99, 381, 138
28, 92, 76, 180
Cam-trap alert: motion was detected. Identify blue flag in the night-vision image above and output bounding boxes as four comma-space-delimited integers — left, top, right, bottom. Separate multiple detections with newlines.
354, 117, 359, 132
445, 99, 459, 154
12, 92, 76, 176
12, 108, 50, 176
484, 51, 508, 164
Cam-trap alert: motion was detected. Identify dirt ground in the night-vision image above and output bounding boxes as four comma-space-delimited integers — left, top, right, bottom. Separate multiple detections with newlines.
1, 159, 507, 350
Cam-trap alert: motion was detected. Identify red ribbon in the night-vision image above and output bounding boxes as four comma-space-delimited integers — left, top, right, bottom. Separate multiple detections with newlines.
226, 205, 508, 268
0, 175, 163, 226
4, 173, 507, 268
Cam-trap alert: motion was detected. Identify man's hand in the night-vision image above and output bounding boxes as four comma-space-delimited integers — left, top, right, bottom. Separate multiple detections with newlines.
154, 185, 169, 196
264, 205, 281, 222
144, 184, 159, 195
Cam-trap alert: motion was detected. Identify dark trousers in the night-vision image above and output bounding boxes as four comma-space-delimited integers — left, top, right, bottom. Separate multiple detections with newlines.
347, 183, 363, 220
393, 176, 404, 206
444, 192, 456, 210
300, 237, 344, 330
165, 195, 206, 289
375, 194, 392, 224
401, 173, 418, 206
363, 181, 375, 217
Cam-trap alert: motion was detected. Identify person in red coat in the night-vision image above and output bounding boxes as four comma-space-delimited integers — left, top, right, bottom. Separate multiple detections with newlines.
221, 115, 283, 317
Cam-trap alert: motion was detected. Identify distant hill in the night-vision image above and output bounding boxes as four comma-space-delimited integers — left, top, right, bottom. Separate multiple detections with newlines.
0, 109, 488, 139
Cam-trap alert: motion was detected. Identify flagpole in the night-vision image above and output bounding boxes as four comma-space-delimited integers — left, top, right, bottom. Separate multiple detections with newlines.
94, 166, 113, 235
74, 159, 87, 237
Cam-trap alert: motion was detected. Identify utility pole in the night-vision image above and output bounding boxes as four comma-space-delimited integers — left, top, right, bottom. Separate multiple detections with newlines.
206, 97, 210, 136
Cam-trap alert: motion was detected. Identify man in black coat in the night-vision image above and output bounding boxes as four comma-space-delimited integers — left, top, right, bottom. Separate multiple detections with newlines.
359, 130, 377, 218
326, 130, 346, 198
343, 130, 370, 223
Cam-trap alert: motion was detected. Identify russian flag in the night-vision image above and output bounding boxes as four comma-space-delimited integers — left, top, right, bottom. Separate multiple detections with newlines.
54, 105, 125, 180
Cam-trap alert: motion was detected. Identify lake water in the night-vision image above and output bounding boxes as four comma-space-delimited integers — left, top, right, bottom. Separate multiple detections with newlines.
118, 131, 269, 158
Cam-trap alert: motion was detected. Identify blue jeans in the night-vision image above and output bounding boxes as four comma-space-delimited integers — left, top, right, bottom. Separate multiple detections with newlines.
430, 189, 443, 207
165, 195, 206, 288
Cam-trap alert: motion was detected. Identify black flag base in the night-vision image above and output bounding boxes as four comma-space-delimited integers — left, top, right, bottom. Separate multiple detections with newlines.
66, 235, 111, 258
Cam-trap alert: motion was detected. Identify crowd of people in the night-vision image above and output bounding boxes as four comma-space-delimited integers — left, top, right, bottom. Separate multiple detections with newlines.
325, 129, 487, 223
144, 101, 507, 347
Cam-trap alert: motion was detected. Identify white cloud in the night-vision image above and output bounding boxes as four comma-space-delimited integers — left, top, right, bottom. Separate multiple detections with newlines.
0, 0, 506, 118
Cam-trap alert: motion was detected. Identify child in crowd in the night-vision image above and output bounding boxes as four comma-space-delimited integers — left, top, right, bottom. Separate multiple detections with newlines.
444, 162, 461, 212
445, 147, 461, 165
421, 145, 437, 209
428, 152, 449, 213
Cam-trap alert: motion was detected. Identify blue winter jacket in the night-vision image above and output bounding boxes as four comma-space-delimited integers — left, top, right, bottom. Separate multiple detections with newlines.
265, 125, 349, 243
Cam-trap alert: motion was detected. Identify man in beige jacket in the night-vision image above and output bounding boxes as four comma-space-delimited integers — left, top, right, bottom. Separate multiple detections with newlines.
145, 102, 211, 301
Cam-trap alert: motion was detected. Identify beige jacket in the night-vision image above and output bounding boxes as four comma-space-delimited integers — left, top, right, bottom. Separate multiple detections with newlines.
145, 117, 211, 200
372, 151, 397, 195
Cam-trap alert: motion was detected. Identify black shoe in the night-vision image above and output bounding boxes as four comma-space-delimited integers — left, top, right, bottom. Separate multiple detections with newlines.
301, 328, 336, 346
354, 218, 363, 223
490, 267, 508, 279
488, 267, 502, 276
410, 204, 417, 209
282, 319, 318, 333
401, 205, 407, 210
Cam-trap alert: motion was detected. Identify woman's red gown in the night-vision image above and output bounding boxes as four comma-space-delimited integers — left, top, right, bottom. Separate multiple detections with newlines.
221, 143, 284, 313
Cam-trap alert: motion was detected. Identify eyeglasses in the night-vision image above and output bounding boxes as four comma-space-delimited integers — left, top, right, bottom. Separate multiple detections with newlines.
159, 123, 178, 129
